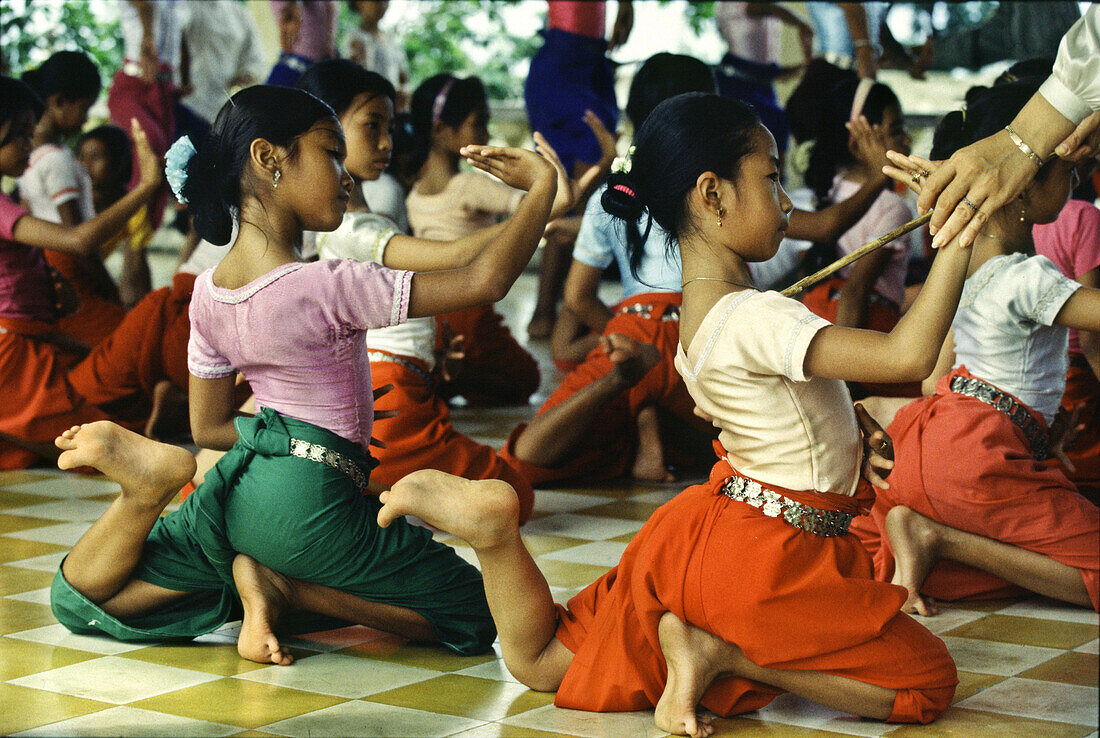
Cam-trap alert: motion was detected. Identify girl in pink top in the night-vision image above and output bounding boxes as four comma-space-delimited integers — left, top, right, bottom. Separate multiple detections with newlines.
48, 84, 560, 667
0, 76, 162, 469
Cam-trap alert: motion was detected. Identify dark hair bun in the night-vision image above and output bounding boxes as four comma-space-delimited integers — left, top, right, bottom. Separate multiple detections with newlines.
602, 172, 646, 222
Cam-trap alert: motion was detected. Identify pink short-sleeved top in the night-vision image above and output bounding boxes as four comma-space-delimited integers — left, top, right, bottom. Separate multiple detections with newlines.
1033, 198, 1100, 355
0, 192, 54, 323
187, 259, 413, 450
675, 290, 861, 496
831, 177, 914, 309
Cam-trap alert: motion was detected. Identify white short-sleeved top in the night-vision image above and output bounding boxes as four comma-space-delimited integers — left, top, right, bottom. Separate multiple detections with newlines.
316, 211, 437, 369
18, 145, 94, 224
676, 289, 861, 496
952, 253, 1081, 423
406, 170, 524, 241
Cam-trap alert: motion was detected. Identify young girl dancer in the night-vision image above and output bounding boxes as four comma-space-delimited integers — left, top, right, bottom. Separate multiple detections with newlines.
0, 77, 165, 469
509, 52, 899, 486
377, 92, 967, 735
49, 83, 560, 665
405, 73, 541, 405
296, 60, 603, 520
850, 79, 1100, 615
786, 60, 915, 334
20, 51, 125, 347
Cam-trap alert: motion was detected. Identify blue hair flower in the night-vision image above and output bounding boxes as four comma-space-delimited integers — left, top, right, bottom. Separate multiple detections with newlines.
164, 136, 198, 205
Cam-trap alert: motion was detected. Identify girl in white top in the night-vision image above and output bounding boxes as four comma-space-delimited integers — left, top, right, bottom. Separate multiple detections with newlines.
852, 78, 1100, 616
375, 92, 972, 734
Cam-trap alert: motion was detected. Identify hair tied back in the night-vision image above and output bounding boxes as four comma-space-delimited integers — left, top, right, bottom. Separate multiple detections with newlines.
164, 136, 197, 205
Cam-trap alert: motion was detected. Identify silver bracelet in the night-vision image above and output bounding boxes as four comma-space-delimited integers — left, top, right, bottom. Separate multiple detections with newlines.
1004, 125, 1044, 167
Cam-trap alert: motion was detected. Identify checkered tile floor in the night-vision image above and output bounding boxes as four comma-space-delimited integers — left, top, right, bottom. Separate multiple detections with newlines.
2, 273, 1097, 736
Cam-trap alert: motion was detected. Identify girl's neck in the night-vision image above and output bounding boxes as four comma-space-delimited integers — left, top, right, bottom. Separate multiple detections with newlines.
966, 209, 1034, 276
215, 199, 303, 288
347, 177, 369, 212
415, 147, 460, 194
678, 232, 757, 351
32, 115, 61, 148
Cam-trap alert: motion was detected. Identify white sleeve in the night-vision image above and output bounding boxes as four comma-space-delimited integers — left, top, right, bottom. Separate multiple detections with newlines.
709, 292, 831, 382
1039, 6, 1100, 125
1006, 256, 1082, 327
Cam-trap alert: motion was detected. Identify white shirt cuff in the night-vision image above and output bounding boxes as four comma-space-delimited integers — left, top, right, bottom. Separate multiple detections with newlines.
1039, 74, 1094, 127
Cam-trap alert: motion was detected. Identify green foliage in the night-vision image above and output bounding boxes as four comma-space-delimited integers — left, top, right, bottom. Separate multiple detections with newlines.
1, 0, 122, 79
381, 1, 542, 101
671, 0, 715, 36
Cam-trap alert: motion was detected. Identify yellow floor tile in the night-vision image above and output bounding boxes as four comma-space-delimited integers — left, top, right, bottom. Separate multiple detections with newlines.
119, 641, 300, 676
889, 706, 1094, 737
945, 598, 1026, 613
0, 470, 55, 487
518, 533, 593, 556
709, 717, 858, 736
0, 536, 67, 564
365, 673, 553, 721
531, 558, 612, 588
1017, 651, 1099, 687
951, 670, 1006, 704
340, 640, 498, 672
0, 637, 100, 680
0, 512, 59, 534
448, 722, 590, 737
579, 499, 662, 521
0, 489, 60, 509
0, 563, 54, 595
128, 677, 346, 729
0, 597, 60, 634
944, 614, 1098, 650
0, 682, 110, 735
228, 732, 283, 737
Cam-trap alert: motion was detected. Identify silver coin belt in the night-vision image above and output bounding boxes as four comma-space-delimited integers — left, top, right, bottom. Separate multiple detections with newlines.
617, 303, 680, 322
948, 375, 1048, 460
720, 474, 855, 537
368, 350, 432, 385
288, 437, 369, 493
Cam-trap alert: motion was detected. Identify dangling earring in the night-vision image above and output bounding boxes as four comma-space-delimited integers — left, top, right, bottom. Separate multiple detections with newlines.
272, 170, 281, 189
716, 205, 724, 228
1018, 193, 1027, 222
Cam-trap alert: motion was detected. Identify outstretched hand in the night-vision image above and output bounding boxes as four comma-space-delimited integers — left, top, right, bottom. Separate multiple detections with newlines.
461, 144, 555, 193
534, 112, 617, 220
847, 115, 890, 179
132, 118, 163, 189
855, 402, 894, 490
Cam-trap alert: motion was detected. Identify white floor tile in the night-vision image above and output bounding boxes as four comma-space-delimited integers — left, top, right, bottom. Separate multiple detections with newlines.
452, 659, 523, 684
499, 704, 667, 738
6, 623, 149, 654
521, 513, 643, 541
261, 699, 486, 737
956, 677, 1099, 725
530, 491, 611, 515
233, 652, 441, 698
625, 488, 682, 505
939, 636, 1064, 677
4, 585, 51, 605
4, 498, 113, 522
741, 693, 895, 737
540, 540, 629, 567
998, 599, 1100, 625
911, 607, 989, 635
8, 655, 221, 704
2, 551, 67, 572
4, 522, 96, 546
1075, 638, 1098, 654
12, 706, 238, 737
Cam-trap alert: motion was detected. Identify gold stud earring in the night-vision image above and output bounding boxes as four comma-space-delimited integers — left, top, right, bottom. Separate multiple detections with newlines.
273, 170, 281, 189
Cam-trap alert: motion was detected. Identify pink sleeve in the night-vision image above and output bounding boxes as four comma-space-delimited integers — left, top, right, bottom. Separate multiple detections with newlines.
187, 323, 235, 379
463, 172, 525, 216
323, 259, 413, 330
0, 194, 28, 241
840, 193, 911, 256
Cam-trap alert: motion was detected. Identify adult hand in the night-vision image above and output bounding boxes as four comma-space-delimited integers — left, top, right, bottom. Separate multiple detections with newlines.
1055, 112, 1100, 162
916, 129, 1037, 248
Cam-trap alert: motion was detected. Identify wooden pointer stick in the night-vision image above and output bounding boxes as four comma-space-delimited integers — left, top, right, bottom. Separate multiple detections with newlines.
781, 211, 933, 297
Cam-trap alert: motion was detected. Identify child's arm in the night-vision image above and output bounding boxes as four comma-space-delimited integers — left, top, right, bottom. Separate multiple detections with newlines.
787, 117, 890, 243
382, 131, 599, 273
11, 120, 161, 258
189, 375, 245, 450
1054, 286, 1100, 333
921, 328, 955, 396
406, 146, 556, 318
833, 245, 892, 328
563, 259, 614, 333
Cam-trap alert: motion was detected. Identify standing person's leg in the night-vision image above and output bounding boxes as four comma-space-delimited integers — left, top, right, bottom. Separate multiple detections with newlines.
378, 470, 572, 691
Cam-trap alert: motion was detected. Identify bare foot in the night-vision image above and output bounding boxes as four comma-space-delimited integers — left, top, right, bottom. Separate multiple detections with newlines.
655, 612, 720, 738
54, 422, 196, 509
377, 469, 519, 550
144, 380, 189, 441
885, 506, 941, 616
232, 554, 295, 666
633, 405, 675, 483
